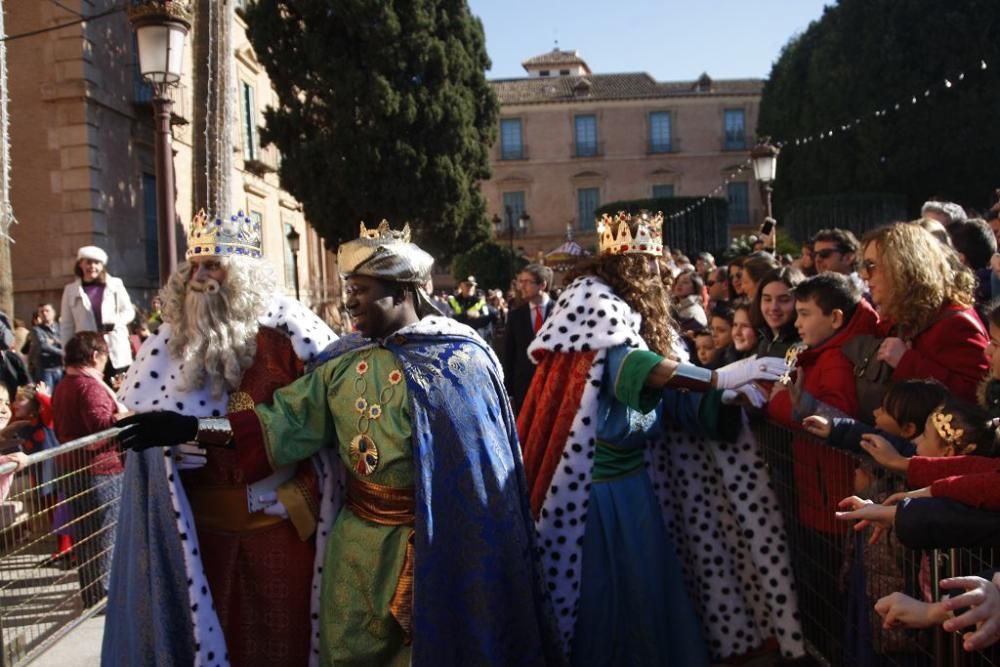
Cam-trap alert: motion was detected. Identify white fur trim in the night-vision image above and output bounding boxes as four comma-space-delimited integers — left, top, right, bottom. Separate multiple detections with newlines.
647, 415, 805, 659
118, 294, 339, 665
528, 276, 644, 361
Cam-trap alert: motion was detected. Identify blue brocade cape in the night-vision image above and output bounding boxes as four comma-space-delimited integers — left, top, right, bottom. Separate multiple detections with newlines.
312, 317, 563, 666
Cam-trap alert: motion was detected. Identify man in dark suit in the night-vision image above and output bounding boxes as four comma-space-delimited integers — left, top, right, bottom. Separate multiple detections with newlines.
503, 263, 554, 414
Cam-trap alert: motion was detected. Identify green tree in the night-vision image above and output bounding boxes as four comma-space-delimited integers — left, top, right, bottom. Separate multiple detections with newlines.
758, 0, 1000, 216
242, 0, 498, 260
450, 241, 525, 291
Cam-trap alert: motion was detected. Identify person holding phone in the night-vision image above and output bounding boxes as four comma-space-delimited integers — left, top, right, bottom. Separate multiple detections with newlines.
759, 217, 776, 250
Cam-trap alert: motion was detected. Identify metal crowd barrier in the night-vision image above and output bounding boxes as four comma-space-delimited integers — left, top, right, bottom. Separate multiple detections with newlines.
2, 417, 999, 666
752, 419, 1000, 667
0, 426, 130, 667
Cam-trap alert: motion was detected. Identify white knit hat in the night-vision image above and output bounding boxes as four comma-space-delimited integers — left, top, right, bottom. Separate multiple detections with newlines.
77, 245, 108, 264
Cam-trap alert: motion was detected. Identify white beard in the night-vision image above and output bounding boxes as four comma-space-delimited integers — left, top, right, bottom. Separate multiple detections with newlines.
170, 279, 260, 400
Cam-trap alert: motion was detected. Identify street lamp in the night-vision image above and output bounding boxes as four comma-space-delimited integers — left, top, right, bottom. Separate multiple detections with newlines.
750, 139, 779, 250
128, 0, 192, 284
750, 137, 780, 250
286, 226, 301, 300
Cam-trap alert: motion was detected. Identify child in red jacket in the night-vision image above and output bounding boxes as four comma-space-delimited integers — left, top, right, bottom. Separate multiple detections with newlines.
768, 272, 880, 532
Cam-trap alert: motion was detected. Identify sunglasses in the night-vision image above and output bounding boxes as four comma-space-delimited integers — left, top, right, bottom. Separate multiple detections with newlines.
860, 259, 879, 276
814, 248, 845, 259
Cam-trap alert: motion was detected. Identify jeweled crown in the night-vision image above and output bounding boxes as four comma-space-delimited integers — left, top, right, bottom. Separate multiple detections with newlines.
358, 220, 411, 244
597, 210, 664, 257
186, 209, 263, 260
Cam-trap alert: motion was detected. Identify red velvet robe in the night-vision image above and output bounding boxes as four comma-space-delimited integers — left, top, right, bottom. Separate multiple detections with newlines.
180, 326, 319, 667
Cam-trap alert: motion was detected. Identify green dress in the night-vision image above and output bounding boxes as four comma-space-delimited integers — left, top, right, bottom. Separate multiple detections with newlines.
255, 345, 413, 667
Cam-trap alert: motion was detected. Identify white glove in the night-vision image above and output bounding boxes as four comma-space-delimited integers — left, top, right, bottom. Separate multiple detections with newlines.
714, 355, 789, 389
170, 443, 207, 470
256, 490, 289, 519
721, 383, 768, 409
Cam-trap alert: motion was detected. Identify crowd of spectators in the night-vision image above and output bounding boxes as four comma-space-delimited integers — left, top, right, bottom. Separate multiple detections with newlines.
443, 198, 1000, 658
5, 206, 1000, 656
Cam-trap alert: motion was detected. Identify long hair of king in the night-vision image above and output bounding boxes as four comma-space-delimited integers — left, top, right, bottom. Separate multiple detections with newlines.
161, 256, 278, 399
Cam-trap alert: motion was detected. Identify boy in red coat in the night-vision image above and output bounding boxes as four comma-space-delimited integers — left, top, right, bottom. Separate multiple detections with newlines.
767, 272, 880, 662
768, 272, 880, 532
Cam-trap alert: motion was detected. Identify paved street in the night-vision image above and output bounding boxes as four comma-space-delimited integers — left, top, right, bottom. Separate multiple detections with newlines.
31, 616, 103, 667
0, 527, 93, 667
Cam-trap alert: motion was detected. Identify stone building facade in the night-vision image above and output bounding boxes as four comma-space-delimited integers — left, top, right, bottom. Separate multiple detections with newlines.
484, 49, 765, 263
6, 1, 336, 322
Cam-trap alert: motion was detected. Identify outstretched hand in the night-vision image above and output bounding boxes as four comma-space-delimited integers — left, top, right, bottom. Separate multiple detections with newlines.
940, 574, 1000, 652
859, 433, 910, 473
117, 411, 198, 451
835, 495, 896, 544
802, 415, 832, 439
715, 356, 789, 390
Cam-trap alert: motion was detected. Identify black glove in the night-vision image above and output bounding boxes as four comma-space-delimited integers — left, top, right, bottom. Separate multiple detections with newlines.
117, 411, 198, 450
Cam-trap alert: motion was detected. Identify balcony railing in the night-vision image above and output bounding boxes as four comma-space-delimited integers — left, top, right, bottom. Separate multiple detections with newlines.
648, 139, 675, 154
499, 145, 528, 161
572, 140, 603, 158
724, 134, 747, 151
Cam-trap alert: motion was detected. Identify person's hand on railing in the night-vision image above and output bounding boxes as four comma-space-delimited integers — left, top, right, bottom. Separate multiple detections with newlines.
874, 591, 949, 630
721, 383, 768, 409
859, 433, 910, 473
802, 415, 832, 439
714, 356, 789, 390
0, 451, 27, 502
940, 573, 1000, 651
118, 411, 198, 450
835, 495, 896, 544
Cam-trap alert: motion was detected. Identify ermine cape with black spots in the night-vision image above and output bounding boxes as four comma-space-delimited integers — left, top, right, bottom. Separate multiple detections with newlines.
103, 294, 339, 667
518, 275, 805, 661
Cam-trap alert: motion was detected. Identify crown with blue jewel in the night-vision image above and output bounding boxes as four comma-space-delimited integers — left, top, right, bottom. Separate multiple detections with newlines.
186, 209, 263, 260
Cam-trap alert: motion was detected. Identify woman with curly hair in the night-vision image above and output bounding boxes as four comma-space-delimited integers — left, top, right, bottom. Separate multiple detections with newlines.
862, 223, 987, 401
517, 212, 800, 665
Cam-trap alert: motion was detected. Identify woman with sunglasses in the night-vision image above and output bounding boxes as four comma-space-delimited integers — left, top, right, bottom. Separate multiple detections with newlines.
862, 223, 987, 402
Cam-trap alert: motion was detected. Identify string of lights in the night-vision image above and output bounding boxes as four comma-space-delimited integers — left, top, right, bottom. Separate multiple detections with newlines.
666, 57, 992, 221
0, 4, 125, 43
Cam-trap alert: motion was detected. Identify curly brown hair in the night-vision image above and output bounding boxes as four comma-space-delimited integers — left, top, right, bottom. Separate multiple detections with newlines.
567, 253, 676, 357
862, 224, 975, 336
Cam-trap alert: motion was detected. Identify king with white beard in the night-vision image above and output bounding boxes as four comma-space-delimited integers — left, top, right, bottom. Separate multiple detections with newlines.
102, 210, 337, 667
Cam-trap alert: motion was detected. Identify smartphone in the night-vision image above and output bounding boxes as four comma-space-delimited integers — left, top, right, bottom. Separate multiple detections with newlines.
759, 220, 775, 236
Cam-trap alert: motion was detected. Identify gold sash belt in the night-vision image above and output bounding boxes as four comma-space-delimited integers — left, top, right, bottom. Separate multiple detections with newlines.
186, 483, 284, 533
346, 476, 416, 643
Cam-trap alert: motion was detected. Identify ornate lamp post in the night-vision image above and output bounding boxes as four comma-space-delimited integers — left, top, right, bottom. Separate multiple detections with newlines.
286, 226, 301, 300
750, 139, 780, 249
128, 0, 192, 284
494, 209, 530, 282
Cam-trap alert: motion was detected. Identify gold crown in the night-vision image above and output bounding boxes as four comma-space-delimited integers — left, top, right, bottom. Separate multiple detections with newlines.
597, 210, 664, 256
931, 410, 964, 446
186, 209, 263, 260
358, 220, 411, 243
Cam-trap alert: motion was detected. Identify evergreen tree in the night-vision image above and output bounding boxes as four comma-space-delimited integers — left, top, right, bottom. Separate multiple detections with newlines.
758, 0, 1000, 216
242, 0, 499, 260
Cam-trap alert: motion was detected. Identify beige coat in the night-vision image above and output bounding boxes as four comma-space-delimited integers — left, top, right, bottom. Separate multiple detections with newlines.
60, 276, 136, 370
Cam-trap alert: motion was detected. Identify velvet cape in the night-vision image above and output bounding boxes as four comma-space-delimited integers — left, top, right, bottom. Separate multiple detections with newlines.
309, 317, 563, 666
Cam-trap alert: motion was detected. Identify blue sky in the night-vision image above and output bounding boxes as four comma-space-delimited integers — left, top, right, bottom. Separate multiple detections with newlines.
466, 0, 832, 81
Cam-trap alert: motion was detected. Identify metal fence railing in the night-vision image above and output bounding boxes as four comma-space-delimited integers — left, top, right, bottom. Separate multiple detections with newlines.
753, 419, 1000, 667
0, 426, 129, 667
1, 417, 998, 665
